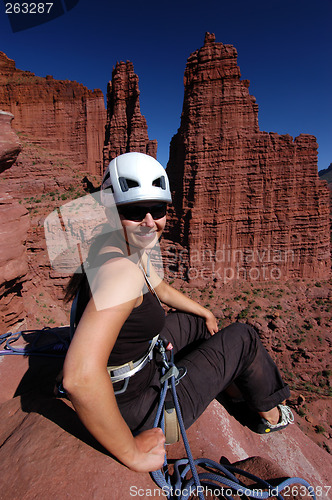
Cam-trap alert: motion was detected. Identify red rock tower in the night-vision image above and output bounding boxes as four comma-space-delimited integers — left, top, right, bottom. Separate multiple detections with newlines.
103, 61, 157, 167
166, 33, 330, 283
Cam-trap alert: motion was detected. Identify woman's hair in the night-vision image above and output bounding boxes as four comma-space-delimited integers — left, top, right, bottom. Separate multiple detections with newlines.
63, 228, 111, 303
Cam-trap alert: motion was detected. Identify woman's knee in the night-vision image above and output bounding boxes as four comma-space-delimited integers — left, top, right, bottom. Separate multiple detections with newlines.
161, 311, 209, 352
221, 321, 258, 340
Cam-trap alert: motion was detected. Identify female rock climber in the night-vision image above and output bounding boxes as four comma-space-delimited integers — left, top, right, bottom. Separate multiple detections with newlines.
62, 152, 293, 473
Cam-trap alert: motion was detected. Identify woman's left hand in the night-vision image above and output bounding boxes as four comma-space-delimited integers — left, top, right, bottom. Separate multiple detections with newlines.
204, 310, 219, 336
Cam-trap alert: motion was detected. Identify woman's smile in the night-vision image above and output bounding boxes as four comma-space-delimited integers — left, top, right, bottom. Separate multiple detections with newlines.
118, 203, 167, 250
135, 230, 157, 239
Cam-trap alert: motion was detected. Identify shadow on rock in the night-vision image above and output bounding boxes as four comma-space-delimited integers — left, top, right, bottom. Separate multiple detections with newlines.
13, 326, 69, 397
217, 393, 263, 433
12, 327, 112, 457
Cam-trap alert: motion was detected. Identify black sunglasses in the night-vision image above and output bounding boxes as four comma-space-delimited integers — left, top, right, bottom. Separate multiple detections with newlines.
118, 203, 167, 222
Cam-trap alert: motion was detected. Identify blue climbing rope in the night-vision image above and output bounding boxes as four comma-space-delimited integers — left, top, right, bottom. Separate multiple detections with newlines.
0, 328, 69, 357
151, 345, 316, 500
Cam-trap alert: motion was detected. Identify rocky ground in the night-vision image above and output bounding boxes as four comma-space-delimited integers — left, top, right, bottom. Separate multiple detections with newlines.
1, 136, 331, 459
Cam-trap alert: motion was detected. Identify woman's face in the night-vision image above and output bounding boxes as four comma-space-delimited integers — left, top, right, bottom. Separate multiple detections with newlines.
117, 202, 167, 250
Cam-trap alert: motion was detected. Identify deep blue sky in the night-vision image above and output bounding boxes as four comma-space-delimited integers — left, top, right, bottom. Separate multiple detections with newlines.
0, 0, 331, 171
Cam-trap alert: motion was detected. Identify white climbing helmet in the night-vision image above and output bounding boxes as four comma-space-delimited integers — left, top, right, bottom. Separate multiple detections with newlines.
101, 152, 172, 207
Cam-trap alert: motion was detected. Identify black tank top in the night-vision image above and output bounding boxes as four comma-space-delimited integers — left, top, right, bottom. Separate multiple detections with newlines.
74, 251, 166, 365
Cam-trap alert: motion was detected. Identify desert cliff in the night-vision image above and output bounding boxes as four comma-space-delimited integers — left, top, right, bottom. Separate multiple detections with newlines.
0, 51, 106, 176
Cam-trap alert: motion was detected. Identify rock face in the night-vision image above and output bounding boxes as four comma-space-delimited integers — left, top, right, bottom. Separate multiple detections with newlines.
0, 110, 29, 329
0, 110, 21, 174
165, 33, 331, 284
319, 164, 332, 225
0, 51, 106, 176
103, 61, 157, 166
0, 192, 29, 328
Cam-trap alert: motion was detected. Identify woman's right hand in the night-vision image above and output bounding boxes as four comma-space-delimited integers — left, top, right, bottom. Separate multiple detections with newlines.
127, 428, 166, 472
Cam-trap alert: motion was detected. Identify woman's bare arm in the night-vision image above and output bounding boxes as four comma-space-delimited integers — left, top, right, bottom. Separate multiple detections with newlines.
142, 258, 218, 335
63, 259, 165, 472
155, 280, 218, 335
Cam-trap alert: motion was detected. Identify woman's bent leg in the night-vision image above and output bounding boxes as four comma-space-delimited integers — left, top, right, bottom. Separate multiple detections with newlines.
165, 318, 289, 429
119, 316, 289, 433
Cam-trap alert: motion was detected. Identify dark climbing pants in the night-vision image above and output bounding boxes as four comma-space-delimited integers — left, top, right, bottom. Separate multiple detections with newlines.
116, 313, 290, 433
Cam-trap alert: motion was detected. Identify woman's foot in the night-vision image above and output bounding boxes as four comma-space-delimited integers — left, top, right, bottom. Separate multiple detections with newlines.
259, 406, 280, 425
256, 404, 294, 434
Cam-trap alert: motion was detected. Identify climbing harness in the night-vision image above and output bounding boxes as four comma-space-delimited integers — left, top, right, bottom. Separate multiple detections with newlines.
69, 281, 160, 395
151, 338, 317, 500
107, 334, 159, 395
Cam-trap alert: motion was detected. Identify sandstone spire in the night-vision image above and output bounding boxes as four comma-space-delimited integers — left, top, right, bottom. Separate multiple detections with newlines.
165, 33, 330, 283
103, 61, 157, 167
